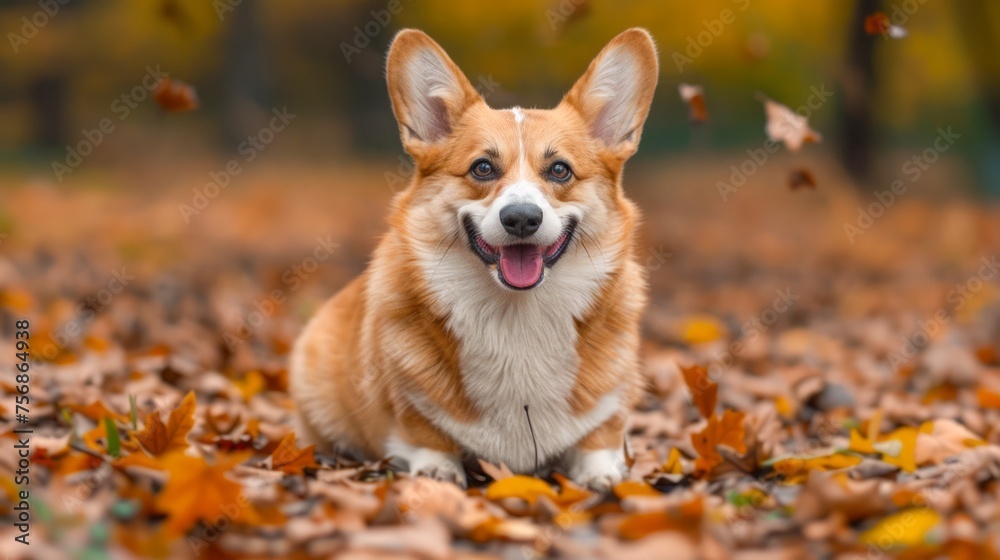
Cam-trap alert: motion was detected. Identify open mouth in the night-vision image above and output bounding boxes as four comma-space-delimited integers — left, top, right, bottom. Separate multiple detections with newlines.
464, 216, 578, 290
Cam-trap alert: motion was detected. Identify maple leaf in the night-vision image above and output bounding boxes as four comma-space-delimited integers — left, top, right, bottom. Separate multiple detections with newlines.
269, 433, 319, 475
691, 409, 747, 475
126, 391, 196, 455
680, 365, 717, 419
154, 452, 258, 538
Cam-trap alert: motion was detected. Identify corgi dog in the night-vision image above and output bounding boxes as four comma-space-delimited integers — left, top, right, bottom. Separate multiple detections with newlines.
290, 28, 658, 489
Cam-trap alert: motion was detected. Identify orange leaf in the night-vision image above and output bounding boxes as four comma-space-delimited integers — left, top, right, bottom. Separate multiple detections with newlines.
691, 409, 746, 475
977, 387, 1000, 409
66, 401, 129, 424
128, 392, 196, 455
154, 452, 258, 538
680, 365, 717, 419
619, 495, 703, 540
269, 433, 319, 475
485, 475, 556, 505
788, 168, 817, 191
613, 480, 660, 499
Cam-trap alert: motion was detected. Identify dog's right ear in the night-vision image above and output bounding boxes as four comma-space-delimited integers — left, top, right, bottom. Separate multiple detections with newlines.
386, 30, 482, 157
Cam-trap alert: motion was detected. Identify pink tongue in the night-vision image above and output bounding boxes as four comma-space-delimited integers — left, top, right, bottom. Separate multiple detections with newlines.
499, 244, 543, 288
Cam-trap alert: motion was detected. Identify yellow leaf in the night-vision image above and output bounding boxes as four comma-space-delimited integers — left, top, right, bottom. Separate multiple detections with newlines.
484, 475, 556, 505
233, 370, 265, 402
663, 448, 683, 475
874, 427, 919, 473
772, 453, 861, 485
859, 509, 941, 549
680, 315, 724, 345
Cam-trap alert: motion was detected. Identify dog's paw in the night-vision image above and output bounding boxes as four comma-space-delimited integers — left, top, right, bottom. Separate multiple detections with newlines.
566, 449, 628, 492
388, 439, 467, 488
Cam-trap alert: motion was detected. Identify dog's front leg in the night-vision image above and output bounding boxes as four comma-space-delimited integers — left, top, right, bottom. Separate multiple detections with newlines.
563, 412, 629, 492
386, 404, 467, 488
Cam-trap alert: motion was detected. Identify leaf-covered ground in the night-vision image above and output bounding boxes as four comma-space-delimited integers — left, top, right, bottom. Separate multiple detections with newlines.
2, 157, 1000, 559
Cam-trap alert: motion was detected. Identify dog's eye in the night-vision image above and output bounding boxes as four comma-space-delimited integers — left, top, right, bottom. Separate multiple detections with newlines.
548, 161, 572, 182
470, 159, 496, 180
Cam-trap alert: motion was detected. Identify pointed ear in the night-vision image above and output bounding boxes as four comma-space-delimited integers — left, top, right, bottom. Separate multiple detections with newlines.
386, 29, 483, 156
560, 28, 659, 160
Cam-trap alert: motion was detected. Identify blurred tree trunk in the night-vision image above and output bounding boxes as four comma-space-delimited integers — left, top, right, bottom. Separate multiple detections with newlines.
221, 0, 270, 146
954, 1, 1000, 196
28, 75, 68, 149
837, 0, 880, 186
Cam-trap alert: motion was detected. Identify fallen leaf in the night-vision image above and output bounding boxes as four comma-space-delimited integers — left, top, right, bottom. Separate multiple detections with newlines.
269, 433, 319, 475
127, 391, 196, 455
613, 480, 660, 499
155, 452, 259, 538
977, 387, 1000, 409
66, 401, 129, 424
772, 453, 862, 484
619, 495, 703, 540
692, 409, 747, 475
680, 315, 724, 346
680, 364, 718, 419
859, 509, 941, 549
484, 475, 556, 505
915, 419, 985, 465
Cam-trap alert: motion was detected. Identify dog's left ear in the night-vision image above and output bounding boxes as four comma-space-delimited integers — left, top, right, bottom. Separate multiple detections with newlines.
386, 29, 483, 157
561, 28, 659, 160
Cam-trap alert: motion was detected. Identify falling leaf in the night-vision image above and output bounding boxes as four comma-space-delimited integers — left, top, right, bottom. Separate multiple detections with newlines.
788, 168, 817, 191
763, 99, 822, 152
680, 364, 718, 419
678, 83, 708, 124
269, 433, 319, 475
691, 409, 747, 475
127, 391, 196, 455
154, 452, 259, 538
859, 509, 941, 549
154, 78, 199, 113
864, 12, 907, 39
484, 475, 556, 505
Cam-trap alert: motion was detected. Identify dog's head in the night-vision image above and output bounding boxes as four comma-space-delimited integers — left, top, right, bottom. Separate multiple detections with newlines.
385, 29, 658, 293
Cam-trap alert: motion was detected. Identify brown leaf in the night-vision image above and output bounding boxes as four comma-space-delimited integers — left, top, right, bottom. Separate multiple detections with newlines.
154, 78, 199, 113
678, 84, 708, 124
269, 433, 319, 475
763, 99, 822, 152
691, 409, 747, 475
127, 391, 196, 455
788, 168, 817, 191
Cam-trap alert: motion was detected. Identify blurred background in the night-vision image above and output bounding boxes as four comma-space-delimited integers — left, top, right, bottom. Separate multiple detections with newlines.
1, 0, 1000, 367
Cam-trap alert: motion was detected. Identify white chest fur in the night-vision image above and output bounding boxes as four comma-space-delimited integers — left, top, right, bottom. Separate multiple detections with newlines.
413, 244, 620, 473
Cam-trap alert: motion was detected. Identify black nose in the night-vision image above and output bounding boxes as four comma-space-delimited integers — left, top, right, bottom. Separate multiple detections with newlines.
499, 203, 543, 238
